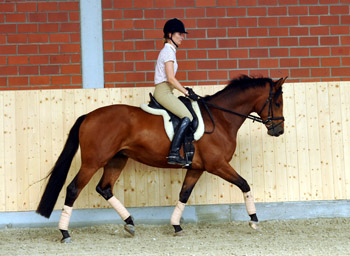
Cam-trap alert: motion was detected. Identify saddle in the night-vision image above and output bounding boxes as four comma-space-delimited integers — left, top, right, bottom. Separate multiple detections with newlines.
140, 93, 205, 167
148, 94, 199, 133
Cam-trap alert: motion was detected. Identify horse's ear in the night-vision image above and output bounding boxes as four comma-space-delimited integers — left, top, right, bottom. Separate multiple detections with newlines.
275, 76, 288, 88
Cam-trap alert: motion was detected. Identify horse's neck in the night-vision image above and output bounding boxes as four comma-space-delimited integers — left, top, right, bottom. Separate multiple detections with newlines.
209, 88, 259, 133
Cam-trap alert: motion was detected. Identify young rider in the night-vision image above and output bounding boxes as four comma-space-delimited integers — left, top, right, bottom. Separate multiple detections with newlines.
153, 18, 193, 166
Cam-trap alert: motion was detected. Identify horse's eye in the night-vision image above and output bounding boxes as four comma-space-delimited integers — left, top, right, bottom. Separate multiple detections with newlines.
275, 103, 281, 108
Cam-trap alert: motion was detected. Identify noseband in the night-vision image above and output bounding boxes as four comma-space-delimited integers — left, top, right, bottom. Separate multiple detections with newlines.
199, 82, 285, 134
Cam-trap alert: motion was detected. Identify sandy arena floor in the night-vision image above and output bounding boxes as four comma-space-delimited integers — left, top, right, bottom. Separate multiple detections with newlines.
0, 218, 349, 256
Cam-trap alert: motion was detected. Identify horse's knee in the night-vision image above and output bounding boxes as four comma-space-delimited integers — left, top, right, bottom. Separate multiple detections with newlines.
96, 183, 113, 200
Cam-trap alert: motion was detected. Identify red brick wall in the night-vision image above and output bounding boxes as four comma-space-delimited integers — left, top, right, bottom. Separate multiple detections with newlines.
0, 1, 81, 90
103, 0, 350, 87
1, 1, 349, 90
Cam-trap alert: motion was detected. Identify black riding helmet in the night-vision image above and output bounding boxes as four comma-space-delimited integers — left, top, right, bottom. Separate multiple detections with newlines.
163, 18, 188, 47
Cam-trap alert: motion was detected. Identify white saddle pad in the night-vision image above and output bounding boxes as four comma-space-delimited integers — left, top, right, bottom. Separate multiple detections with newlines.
140, 101, 205, 141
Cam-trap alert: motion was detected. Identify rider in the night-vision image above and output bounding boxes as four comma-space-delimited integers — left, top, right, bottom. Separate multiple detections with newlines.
154, 18, 193, 166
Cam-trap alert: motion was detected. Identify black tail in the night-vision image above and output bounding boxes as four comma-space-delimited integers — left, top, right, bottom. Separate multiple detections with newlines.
36, 115, 86, 218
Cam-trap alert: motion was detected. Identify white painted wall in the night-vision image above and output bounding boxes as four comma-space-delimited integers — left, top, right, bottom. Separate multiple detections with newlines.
80, 0, 104, 88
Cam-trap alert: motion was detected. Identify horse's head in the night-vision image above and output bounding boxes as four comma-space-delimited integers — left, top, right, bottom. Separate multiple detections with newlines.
255, 77, 287, 137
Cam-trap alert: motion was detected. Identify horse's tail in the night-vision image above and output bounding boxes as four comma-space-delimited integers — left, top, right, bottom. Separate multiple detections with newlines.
36, 115, 86, 218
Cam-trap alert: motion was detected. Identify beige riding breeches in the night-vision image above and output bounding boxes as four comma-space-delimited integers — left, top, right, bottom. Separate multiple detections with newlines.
154, 82, 193, 121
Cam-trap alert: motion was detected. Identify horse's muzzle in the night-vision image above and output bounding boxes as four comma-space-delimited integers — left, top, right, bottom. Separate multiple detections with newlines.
266, 122, 284, 137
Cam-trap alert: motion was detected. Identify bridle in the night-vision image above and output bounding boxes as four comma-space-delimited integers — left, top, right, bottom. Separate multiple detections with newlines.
198, 82, 285, 134
256, 82, 285, 131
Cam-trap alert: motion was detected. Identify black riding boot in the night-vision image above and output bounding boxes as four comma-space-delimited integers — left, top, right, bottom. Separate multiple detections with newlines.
167, 117, 191, 166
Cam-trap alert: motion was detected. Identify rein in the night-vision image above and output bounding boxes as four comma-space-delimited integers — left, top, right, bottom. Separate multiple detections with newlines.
197, 83, 285, 134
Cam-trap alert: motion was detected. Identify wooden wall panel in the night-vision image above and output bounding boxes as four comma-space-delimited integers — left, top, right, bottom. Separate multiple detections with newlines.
328, 83, 347, 200
305, 84, 322, 201
1, 82, 350, 212
27, 91, 41, 210
3, 92, 17, 211
340, 85, 350, 199
317, 83, 334, 200
0, 92, 4, 211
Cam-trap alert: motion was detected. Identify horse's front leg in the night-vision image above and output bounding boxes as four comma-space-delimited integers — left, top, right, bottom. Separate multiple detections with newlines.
171, 169, 203, 235
207, 162, 259, 229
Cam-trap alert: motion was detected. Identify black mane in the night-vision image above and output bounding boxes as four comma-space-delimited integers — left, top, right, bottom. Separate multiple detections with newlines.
203, 75, 273, 101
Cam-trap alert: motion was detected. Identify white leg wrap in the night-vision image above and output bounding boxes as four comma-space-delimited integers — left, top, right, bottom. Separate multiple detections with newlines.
170, 201, 185, 225
243, 191, 256, 215
58, 205, 73, 231
108, 196, 130, 220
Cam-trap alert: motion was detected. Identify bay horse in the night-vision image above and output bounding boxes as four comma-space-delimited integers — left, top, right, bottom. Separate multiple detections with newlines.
36, 75, 286, 243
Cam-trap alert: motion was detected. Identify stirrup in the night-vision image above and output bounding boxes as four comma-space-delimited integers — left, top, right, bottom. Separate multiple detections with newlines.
167, 155, 190, 167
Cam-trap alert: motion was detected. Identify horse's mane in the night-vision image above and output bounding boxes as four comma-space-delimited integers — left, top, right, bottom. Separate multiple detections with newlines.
203, 75, 273, 101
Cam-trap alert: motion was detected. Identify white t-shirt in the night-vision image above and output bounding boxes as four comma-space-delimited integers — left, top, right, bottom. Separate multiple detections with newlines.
154, 43, 178, 85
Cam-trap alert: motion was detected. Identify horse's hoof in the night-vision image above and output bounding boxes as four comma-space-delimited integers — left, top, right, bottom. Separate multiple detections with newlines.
124, 224, 135, 236
61, 237, 72, 243
173, 230, 185, 236
249, 221, 259, 230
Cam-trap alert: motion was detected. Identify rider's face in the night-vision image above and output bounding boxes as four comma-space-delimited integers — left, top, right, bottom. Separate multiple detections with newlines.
169, 32, 185, 46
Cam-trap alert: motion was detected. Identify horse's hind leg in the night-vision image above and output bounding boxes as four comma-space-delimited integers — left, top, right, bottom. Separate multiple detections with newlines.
171, 169, 203, 235
95, 155, 135, 236
59, 166, 99, 243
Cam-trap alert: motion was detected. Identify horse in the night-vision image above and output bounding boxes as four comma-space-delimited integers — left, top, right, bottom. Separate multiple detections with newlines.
36, 75, 286, 243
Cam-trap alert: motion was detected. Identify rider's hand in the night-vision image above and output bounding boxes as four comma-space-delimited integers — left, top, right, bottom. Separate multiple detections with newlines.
185, 87, 201, 101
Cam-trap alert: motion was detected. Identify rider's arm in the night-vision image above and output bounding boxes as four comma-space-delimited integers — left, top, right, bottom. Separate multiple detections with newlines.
165, 61, 189, 96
